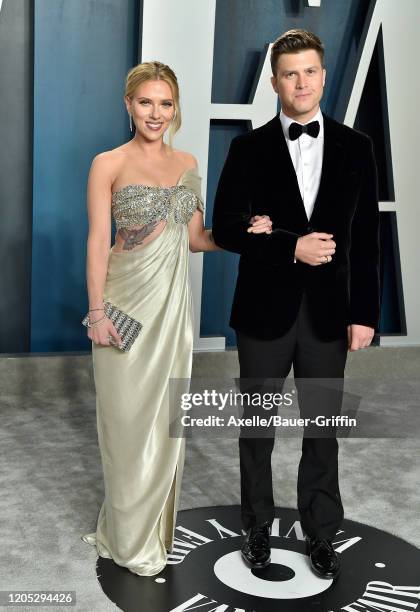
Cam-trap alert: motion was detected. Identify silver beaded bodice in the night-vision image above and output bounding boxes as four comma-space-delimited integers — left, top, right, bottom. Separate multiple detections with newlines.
111, 184, 203, 231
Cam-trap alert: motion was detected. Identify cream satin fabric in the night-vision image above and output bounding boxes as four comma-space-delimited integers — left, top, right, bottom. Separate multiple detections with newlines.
82, 169, 203, 576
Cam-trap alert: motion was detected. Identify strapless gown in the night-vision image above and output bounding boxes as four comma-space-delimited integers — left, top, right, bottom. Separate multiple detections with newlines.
82, 167, 203, 576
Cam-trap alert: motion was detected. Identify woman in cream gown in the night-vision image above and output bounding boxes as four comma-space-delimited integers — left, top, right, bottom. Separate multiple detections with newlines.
82, 61, 272, 576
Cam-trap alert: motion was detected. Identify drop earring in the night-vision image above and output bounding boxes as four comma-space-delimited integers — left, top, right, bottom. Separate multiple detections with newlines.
172, 110, 177, 123
129, 114, 133, 132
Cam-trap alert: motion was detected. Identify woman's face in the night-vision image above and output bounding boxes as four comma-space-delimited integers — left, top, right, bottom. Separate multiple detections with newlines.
126, 79, 175, 142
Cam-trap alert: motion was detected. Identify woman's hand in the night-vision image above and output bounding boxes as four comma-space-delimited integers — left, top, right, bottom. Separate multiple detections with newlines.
87, 315, 122, 348
247, 215, 272, 234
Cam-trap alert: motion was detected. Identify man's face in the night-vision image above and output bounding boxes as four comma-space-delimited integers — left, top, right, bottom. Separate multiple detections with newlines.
271, 49, 326, 122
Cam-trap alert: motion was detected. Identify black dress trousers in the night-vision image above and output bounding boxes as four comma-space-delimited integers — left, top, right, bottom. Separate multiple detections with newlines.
236, 293, 348, 540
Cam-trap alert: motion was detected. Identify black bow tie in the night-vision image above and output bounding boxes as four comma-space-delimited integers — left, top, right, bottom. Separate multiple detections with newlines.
288, 120, 320, 141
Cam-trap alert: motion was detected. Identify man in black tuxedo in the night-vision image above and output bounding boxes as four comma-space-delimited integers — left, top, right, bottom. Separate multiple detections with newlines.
212, 29, 380, 579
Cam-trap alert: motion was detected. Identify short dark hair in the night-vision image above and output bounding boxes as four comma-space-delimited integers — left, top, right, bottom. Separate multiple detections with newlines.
270, 29, 324, 75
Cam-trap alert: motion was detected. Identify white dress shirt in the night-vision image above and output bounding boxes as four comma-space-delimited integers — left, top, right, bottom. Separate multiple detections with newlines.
279, 108, 324, 221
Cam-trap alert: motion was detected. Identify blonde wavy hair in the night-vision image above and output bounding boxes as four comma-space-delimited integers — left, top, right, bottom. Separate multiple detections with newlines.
125, 61, 181, 147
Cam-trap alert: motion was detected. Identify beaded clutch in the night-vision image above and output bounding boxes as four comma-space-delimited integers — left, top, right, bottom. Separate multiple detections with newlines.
82, 301, 143, 352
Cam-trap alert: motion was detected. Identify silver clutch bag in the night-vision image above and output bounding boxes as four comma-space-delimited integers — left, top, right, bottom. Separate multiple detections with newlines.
82, 301, 143, 352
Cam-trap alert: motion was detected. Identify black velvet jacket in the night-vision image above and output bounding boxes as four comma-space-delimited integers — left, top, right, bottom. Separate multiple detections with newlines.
212, 113, 380, 340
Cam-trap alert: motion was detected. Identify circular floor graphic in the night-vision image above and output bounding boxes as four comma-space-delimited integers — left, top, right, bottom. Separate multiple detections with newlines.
95, 506, 420, 612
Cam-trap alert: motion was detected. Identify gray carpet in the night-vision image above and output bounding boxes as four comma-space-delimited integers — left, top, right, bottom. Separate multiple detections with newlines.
0, 347, 419, 611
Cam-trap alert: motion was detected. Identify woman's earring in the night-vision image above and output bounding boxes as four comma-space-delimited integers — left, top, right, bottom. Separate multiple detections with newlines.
129, 114, 133, 132
172, 109, 177, 123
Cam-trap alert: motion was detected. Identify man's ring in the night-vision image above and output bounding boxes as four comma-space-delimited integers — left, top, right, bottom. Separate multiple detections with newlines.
324, 255, 328, 263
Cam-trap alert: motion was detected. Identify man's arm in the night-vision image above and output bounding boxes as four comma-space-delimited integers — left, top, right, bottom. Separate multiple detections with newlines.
348, 136, 380, 348
212, 137, 299, 264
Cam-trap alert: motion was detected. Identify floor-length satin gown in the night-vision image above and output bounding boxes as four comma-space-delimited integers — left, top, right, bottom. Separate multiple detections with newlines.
82, 167, 203, 576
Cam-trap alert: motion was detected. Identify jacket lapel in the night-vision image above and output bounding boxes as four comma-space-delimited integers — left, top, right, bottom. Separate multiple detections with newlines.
263, 116, 308, 227
309, 113, 345, 225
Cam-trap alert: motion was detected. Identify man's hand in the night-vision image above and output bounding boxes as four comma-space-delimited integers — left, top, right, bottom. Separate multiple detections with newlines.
295, 232, 336, 265
347, 324, 375, 351
247, 215, 273, 234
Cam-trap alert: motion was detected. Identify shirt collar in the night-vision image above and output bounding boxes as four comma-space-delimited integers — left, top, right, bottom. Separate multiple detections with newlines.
279, 108, 324, 141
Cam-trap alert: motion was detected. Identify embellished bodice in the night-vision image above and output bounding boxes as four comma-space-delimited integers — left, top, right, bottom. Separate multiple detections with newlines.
111, 168, 204, 231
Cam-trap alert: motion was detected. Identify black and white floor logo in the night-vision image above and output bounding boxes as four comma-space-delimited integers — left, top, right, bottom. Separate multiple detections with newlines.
96, 506, 420, 612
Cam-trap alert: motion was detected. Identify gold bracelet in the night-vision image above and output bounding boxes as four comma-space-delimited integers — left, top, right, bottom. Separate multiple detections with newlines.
87, 314, 107, 328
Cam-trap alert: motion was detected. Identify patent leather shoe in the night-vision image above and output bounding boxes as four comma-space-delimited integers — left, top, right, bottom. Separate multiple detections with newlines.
307, 538, 340, 579
241, 522, 271, 568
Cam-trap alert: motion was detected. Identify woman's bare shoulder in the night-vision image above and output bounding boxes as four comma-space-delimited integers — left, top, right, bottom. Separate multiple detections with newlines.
90, 145, 128, 181
172, 148, 198, 171
92, 145, 128, 166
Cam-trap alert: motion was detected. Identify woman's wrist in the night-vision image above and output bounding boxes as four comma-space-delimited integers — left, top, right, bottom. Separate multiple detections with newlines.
87, 313, 107, 327
88, 300, 105, 310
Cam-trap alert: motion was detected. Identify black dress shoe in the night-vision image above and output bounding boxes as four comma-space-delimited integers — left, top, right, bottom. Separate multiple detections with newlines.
307, 538, 340, 579
241, 522, 271, 568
